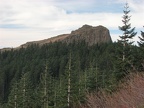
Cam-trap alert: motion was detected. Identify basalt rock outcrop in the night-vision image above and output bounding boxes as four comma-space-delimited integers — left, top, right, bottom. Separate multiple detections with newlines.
0, 25, 112, 51
63, 24, 112, 45
21, 24, 112, 47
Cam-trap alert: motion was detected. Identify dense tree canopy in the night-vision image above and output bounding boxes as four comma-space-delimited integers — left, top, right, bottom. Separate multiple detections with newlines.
0, 40, 142, 107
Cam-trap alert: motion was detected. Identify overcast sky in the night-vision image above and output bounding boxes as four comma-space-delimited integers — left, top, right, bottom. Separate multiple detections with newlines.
0, 0, 144, 48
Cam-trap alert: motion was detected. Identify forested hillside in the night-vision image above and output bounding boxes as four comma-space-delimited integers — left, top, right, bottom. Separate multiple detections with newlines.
0, 40, 143, 107
0, 3, 144, 107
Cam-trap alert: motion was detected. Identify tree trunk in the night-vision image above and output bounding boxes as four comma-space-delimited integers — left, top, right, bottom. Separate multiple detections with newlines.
44, 64, 48, 108
67, 53, 71, 108
14, 82, 17, 108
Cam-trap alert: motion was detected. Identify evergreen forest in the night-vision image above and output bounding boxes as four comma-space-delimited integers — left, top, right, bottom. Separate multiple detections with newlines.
0, 40, 144, 107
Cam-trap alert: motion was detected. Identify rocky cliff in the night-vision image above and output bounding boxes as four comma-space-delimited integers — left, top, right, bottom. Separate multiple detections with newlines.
21, 24, 112, 47
1, 25, 112, 51
63, 24, 112, 45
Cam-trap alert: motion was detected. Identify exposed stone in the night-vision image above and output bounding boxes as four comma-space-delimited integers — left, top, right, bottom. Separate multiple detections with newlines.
63, 24, 112, 45
0, 25, 112, 51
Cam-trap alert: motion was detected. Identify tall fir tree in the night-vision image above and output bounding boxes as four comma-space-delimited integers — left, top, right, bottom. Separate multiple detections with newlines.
67, 52, 71, 108
118, 2, 137, 61
18, 72, 33, 108
7, 72, 34, 108
116, 2, 137, 76
39, 61, 50, 108
7, 81, 18, 108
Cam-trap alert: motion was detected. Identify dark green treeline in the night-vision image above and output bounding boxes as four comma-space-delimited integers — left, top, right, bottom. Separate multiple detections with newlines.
0, 41, 143, 108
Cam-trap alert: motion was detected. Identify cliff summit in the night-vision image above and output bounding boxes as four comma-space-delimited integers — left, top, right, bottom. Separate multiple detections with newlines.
63, 24, 112, 45
1, 24, 112, 51
21, 24, 112, 47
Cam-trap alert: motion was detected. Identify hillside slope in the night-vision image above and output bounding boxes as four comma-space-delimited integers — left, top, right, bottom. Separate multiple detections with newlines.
1, 25, 112, 51
20, 25, 112, 48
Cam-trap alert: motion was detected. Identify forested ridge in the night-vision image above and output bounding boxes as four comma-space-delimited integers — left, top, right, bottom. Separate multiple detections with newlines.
0, 40, 143, 107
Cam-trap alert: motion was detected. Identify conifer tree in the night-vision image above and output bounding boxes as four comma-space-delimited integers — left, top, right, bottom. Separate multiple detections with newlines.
52, 78, 58, 108
118, 2, 137, 61
44, 64, 49, 108
138, 27, 144, 48
58, 51, 79, 107
7, 72, 33, 108
39, 61, 50, 108
7, 81, 18, 108
116, 3, 137, 76
67, 52, 71, 108
87, 63, 99, 91
18, 72, 33, 108
56, 74, 67, 107
138, 27, 144, 69
75, 57, 85, 103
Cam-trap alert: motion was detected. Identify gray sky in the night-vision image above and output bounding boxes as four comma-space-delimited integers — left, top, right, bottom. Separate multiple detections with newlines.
0, 0, 144, 48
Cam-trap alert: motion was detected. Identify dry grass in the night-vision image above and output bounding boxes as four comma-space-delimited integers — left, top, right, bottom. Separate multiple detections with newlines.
80, 72, 144, 108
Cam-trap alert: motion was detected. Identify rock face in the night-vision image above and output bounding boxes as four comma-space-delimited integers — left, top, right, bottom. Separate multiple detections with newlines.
0, 25, 112, 51
21, 24, 112, 47
63, 24, 112, 45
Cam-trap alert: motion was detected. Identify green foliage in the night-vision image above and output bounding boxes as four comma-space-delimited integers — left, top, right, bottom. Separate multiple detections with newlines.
116, 3, 138, 80
118, 3, 137, 62
7, 72, 34, 108
118, 3, 137, 45
0, 40, 142, 107
138, 27, 144, 71
138, 27, 144, 47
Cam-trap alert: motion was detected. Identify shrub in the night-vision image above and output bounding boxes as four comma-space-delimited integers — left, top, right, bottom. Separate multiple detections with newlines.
80, 72, 144, 108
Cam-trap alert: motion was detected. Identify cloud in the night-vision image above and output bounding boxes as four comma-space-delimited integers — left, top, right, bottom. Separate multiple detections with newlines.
0, 0, 144, 48
0, 1, 122, 29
